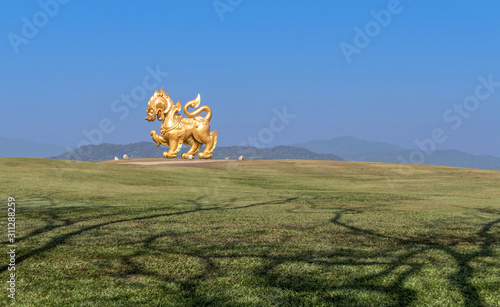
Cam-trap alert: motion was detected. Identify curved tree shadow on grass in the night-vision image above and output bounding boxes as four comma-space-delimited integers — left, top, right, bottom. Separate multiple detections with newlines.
327, 207, 500, 307
97, 203, 498, 306
1, 196, 498, 306
0, 196, 297, 275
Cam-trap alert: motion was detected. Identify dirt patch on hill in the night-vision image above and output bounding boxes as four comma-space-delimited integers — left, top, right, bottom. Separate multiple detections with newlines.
106, 159, 236, 166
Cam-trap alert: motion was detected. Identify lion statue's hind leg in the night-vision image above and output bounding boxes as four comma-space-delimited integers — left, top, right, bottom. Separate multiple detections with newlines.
211, 130, 218, 152
181, 137, 202, 159
198, 130, 217, 159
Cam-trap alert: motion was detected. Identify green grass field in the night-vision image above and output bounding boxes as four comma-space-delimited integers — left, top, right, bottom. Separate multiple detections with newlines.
0, 158, 499, 306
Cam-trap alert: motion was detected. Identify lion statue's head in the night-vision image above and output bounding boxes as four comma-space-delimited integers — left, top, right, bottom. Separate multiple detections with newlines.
145, 88, 170, 122
145, 88, 182, 122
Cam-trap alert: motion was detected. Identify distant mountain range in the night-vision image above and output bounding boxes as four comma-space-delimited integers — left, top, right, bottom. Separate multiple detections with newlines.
293, 136, 500, 170
2, 135, 500, 170
0, 137, 67, 158
294, 136, 405, 158
51, 142, 344, 162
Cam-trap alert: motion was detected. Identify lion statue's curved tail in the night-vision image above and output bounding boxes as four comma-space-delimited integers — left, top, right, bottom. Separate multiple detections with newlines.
183, 94, 212, 121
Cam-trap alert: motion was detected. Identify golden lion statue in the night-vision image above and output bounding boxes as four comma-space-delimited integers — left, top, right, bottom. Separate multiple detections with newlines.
145, 88, 217, 159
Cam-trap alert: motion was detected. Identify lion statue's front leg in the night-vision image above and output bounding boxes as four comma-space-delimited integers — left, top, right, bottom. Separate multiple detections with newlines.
150, 130, 176, 159
157, 130, 185, 159
150, 130, 168, 147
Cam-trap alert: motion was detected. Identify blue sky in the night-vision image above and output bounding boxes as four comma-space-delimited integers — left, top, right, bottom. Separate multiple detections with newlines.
1, 0, 500, 156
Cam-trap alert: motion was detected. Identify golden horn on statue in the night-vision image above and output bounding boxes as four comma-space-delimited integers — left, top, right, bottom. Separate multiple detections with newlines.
145, 88, 217, 159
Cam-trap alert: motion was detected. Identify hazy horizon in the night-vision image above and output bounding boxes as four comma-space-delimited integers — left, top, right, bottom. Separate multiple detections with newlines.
4, 134, 500, 160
